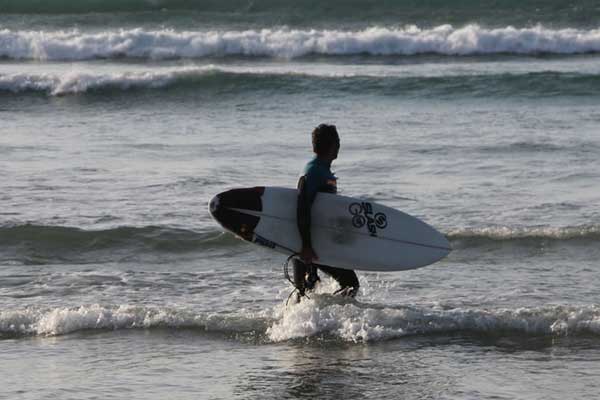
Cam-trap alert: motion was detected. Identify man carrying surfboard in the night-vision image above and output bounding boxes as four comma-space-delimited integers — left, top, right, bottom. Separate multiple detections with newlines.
293, 124, 360, 300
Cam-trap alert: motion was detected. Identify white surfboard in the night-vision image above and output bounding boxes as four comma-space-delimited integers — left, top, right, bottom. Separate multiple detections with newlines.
209, 186, 450, 271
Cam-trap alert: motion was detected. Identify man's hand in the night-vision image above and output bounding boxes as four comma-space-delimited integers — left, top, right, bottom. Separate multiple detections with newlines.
299, 246, 318, 264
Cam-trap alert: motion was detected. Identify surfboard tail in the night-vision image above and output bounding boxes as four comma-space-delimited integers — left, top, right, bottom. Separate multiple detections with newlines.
209, 187, 264, 241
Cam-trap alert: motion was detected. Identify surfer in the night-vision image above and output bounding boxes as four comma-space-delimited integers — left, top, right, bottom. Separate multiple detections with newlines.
293, 124, 360, 300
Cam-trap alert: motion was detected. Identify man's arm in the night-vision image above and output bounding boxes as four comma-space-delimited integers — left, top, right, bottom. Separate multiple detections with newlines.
296, 175, 319, 263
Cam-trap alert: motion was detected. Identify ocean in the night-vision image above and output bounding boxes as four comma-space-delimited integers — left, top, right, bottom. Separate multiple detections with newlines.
1, 1, 600, 399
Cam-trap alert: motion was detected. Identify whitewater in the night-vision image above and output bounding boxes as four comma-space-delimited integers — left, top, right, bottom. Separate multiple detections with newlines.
3, 25, 600, 60
3, 300, 600, 341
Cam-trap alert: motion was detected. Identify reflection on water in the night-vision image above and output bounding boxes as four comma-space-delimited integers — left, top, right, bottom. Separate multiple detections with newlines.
234, 339, 458, 399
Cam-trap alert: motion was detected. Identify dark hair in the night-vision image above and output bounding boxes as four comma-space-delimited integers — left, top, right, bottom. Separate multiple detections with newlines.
312, 124, 339, 155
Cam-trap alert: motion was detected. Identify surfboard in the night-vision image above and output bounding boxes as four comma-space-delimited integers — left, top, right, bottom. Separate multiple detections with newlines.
208, 186, 451, 272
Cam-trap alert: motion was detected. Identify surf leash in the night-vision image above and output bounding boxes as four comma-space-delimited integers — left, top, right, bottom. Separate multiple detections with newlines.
283, 253, 313, 306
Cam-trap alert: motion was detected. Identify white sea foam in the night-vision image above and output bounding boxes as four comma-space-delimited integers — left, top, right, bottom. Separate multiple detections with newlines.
2, 302, 599, 341
0, 304, 269, 337
2, 25, 600, 60
267, 298, 600, 342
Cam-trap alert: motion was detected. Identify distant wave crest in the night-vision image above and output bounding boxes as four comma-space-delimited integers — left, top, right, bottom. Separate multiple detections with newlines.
448, 225, 600, 244
0, 67, 215, 95
3, 25, 600, 61
2, 67, 600, 97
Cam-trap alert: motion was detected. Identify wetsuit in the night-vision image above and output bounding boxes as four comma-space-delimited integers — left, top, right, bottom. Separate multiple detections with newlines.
294, 156, 359, 296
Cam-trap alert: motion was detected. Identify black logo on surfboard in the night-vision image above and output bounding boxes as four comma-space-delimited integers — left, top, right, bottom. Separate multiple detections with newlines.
349, 202, 387, 237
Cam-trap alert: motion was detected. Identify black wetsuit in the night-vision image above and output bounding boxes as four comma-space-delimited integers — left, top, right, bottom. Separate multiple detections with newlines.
294, 156, 359, 296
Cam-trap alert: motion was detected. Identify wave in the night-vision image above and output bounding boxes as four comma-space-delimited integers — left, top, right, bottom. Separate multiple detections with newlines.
0, 304, 270, 338
0, 223, 244, 264
1, 223, 598, 265
3, 25, 600, 61
448, 225, 600, 241
447, 225, 600, 249
268, 299, 600, 342
2, 67, 600, 97
0, 67, 215, 96
2, 301, 600, 342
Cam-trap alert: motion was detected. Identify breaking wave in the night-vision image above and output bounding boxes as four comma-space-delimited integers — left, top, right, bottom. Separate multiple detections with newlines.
0, 304, 270, 338
2, 67, 600, 97
0, 67, 216, 96
268, 299, 600, 342
2, 301, 600, 342
3, 25, 600, 61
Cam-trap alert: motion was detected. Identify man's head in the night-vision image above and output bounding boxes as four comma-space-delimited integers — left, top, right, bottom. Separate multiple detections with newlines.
312, 123, 340, 161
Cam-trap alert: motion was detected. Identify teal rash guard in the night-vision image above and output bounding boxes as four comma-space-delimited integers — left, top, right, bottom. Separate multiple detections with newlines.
296, 156, 337, 249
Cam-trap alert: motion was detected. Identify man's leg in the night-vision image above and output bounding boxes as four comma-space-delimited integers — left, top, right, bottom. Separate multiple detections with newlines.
292, 258, 307, 296
292, 259, 320, 295
316, 265, 359, 297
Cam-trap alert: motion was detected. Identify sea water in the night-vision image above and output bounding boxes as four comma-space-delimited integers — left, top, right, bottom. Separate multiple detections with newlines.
1, 1, 600, 399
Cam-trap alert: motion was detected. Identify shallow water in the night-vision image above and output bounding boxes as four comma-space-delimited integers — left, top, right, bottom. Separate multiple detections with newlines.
2, 1, 600, 399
